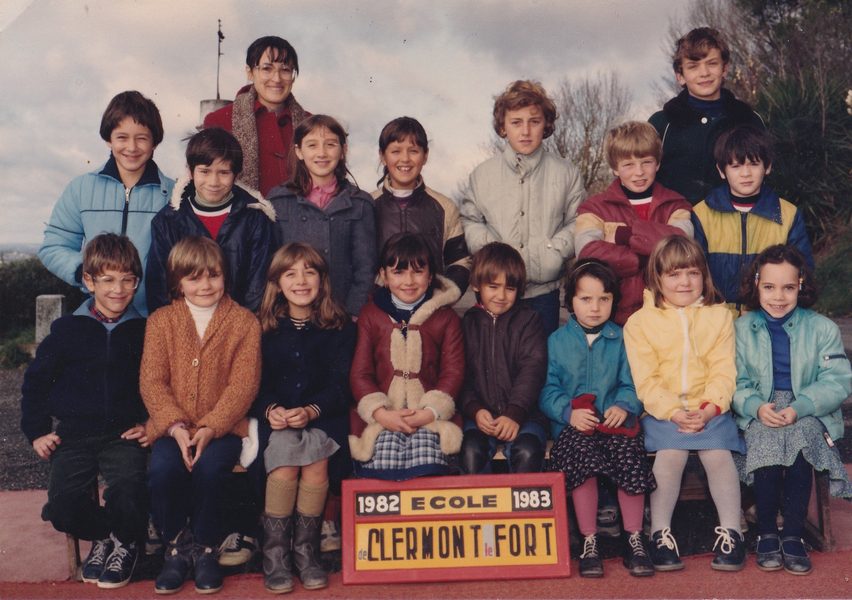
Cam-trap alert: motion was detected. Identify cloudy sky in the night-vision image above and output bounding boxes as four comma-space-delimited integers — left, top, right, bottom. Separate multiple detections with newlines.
0, 0, 688, 245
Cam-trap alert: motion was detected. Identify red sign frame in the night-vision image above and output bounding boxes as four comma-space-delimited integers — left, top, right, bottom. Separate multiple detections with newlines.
342, 472, 570, 584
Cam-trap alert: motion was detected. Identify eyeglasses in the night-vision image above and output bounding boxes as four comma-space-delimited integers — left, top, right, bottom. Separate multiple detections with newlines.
89, 275, 140, 290
254, 63, 296, 82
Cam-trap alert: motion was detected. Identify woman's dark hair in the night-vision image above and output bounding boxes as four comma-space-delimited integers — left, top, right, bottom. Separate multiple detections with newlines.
564, 258, 621, 313
245, 36, 299, 73
740, 244, 818, 310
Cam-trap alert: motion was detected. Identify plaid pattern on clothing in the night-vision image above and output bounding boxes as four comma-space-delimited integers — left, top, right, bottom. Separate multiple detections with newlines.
359, 428, 448, 472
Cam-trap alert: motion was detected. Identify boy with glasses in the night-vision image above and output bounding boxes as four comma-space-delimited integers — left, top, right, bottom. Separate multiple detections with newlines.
21, 233, 150, 589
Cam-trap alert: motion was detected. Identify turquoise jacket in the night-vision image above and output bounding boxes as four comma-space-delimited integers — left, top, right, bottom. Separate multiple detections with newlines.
733, 308, 851, 441
38, 156, 174, 316
539, 318, 640, 439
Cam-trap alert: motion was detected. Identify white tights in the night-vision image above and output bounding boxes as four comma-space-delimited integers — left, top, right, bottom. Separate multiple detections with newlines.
650, 449, 741, 533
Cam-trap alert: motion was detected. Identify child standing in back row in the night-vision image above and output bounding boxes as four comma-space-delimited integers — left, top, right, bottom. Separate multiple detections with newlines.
733, 245, 851, 575
459, 242, 548, 475
575, 121, 693, 324
541, 259, 655, 579
373, 116, 472, 294
268, 115, 377, 317
692, 125, 814, 312
624, 236, 746, 573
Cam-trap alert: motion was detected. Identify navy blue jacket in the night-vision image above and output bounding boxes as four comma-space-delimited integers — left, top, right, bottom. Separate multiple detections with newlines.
146, 178, 276, 313
20, 302, 147, 442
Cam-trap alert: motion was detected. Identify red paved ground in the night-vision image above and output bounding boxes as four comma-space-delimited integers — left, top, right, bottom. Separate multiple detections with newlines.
1, 482, 850, 599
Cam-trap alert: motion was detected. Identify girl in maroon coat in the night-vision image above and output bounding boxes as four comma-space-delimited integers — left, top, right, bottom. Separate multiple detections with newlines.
349, 233, 464, 480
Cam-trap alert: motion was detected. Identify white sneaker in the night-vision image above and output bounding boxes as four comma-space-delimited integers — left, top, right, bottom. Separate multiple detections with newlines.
217, 532, 257, 566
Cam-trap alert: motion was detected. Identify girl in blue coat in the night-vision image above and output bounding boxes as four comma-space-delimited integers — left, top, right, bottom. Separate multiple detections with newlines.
540, 259, 655, 578
733, 245, 851, 575
252, 242, 355, 593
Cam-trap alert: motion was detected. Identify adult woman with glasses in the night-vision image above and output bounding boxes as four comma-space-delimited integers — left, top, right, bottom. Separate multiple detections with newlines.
204, 36, 310, 196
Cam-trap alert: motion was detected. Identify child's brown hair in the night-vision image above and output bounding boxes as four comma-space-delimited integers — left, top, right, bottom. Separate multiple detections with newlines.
82, 233, 142, 279
288, 115, 351, 196
646, 236, 722, 307
739, 244, 817, 311
604, 121, 662, 169
166, 236, 227, 300
99, 90, 164, 146
186, 128, 244, 176
470, 242, 526, 297
672, 27, 730, 74
258, 242, 348, 332
492, 80, 557, 139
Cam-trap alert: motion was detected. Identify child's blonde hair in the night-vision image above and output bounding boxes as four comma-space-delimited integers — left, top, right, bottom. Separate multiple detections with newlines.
604, 121, 662, 169
166, 236, 227, 300
258, 242, 348, 332
646, 236, 722, 307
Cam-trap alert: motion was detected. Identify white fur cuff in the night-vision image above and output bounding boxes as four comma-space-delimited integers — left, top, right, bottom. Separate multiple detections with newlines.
357, 392, 390, 424
419, 389, 455, 421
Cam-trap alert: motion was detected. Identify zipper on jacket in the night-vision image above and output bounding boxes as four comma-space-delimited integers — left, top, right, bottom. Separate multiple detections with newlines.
736, 212, 748, 311
103, 328, 112, 426
121, 187, 131, 235
677, 308, 690, 407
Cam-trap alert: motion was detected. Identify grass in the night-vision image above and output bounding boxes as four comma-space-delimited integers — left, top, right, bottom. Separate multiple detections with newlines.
814, 225, 852, 317
0, 327, 34, 368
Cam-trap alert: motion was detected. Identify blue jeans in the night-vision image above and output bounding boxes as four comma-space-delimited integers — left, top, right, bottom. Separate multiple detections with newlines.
148, 435, 241, 546
460, 419, 547, 474
521, 289, 561, 335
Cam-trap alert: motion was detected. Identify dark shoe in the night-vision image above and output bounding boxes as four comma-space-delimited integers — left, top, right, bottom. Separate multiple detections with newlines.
193, 545, 224, 594
711, 527, 746, 572
650, 528, 683, 571
320, 520, 341, 553
578, 534, 604, 578
146, 517, 164, 555
293, 514, 328, 590
596, 504, 621, 538
623, 531, 654, 577
781, 537, 812, 575
155, 531, 193, 595
97, 536, 138, 589
218, 532, 257, 567
755, 534, 782, 571
81, 538, 113, 583
262, 514, 294, 594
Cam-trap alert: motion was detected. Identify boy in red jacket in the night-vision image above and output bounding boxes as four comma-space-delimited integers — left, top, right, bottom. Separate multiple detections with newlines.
575, 121, 693, 325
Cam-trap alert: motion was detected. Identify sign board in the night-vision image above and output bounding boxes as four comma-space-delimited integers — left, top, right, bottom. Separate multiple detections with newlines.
342, 472, 570, 584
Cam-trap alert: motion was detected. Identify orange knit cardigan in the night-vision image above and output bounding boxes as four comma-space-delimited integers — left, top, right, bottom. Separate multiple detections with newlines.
141, 295, 261, 443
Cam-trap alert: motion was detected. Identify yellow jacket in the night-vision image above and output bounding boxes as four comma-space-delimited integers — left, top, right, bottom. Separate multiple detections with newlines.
623, 289, 735, 420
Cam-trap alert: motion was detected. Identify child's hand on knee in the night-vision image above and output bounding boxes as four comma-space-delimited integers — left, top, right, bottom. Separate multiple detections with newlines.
570, 408, 599, 433
121, 424, 149, 447
189, 426, 215, 467
602, 406, 627, 429
283, 407, 310, 429
776, 406, 798, 426
475, 409, 497, 436
493, 416, 519, 442
671, 409, 702, 433
32, 432, 61, 460
373, 407, 416, 434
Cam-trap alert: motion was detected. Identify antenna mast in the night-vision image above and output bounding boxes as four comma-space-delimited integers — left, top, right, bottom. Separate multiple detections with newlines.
216, 20, 225, 100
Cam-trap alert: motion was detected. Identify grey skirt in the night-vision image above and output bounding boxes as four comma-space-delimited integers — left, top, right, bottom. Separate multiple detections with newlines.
739, 390, 852, 498
264, 427, 340, 472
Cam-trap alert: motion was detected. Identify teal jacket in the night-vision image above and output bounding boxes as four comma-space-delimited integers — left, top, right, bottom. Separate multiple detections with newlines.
733, 308, 851, 441
539, 318, 640, 439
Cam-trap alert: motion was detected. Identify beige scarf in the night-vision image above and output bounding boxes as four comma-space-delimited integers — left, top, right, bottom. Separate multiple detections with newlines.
231, 86, 307, 189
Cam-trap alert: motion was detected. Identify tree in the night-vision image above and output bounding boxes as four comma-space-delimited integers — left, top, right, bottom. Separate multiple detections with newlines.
545, 72, 633, 193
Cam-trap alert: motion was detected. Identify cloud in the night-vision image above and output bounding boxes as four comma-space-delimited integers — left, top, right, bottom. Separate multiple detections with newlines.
0, 0, 681, 244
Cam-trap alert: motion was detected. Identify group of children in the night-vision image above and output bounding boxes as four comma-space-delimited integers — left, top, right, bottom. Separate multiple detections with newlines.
21, 26, 850, 594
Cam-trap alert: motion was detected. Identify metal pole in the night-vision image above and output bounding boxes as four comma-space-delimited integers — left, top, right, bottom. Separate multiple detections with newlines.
216, 19, 224, 101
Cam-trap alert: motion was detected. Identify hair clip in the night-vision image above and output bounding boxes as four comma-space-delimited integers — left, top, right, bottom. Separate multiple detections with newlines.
754, 272, 760, 284
799, 276, 803, 291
